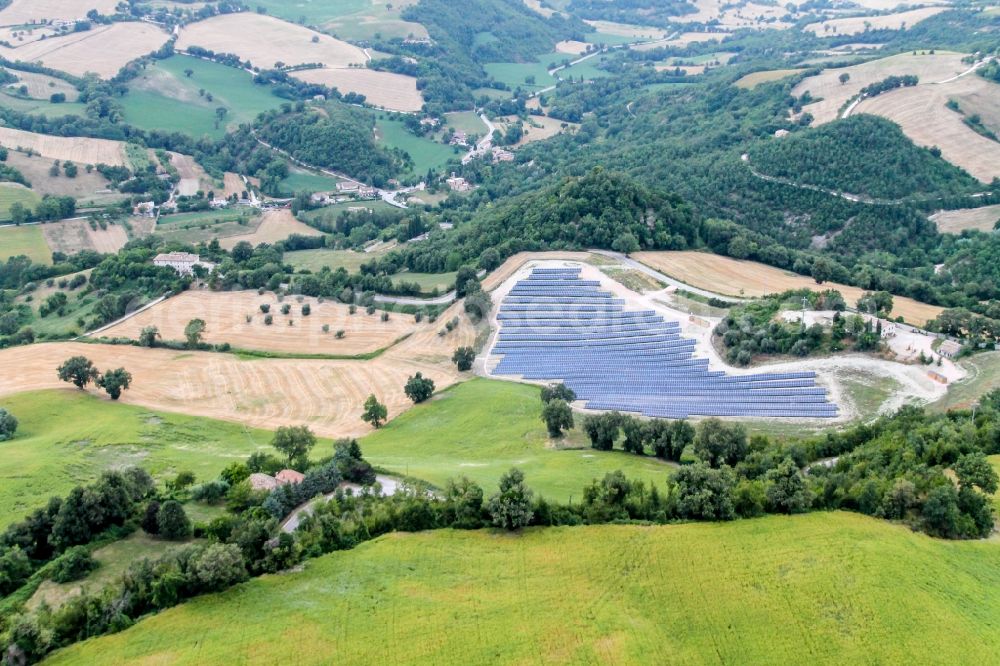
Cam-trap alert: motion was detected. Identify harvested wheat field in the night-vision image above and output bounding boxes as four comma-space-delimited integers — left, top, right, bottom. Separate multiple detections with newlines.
512, 116, 573, 146
177, 13, 366, 70
804, 7, 946, 36
292, 68, 423, 112
0, 23, 169, 78
0, 127, 128, 165
223, 172, 246, 198
631, 32, 728, 51
792, 52, 966, 124
555, 40, 589, 55
930, 204, 1000, 233
0, 0, 119, 26
854, 74, 1000, 183
0, 305, 475, 437
41, 219, 128, 256
523, 0, 557, 18
219, 209, 322, 249
100, 290, 428, 356
169, 152, 212, 197
4, 152, 121, 203
1, 68, 78, 101
634, 251, 943, 325
584, 20, 668, 40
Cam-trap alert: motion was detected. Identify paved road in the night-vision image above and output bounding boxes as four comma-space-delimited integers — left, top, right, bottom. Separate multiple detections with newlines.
280, 476, 402, 533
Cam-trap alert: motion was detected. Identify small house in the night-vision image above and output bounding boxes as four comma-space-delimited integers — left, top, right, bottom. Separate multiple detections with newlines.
276, 469, 305, 486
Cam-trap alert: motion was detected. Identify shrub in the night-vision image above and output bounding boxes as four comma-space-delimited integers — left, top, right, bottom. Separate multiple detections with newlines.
157, 501, 192, 540
50, 546, 97, 583
0, 408, 17, 441
264, 314, 273, 325
259, 304, 270, 313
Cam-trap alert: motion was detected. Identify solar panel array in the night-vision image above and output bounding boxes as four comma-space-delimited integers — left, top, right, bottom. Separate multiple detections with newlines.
491, 267, 837, 419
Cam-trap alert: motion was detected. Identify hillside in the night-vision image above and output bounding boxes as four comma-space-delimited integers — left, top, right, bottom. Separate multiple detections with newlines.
748, 115, 980, 200
46, 513, 1000, 664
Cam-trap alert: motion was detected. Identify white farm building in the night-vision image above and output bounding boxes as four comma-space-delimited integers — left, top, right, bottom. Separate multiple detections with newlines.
153, 252, 216, 276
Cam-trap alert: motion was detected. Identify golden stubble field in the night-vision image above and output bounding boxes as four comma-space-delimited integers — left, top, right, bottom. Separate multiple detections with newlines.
930, 204, 1000, 233
0, 303, 477, 438
0, 23, 169, 78
803, 6, 947, 36
218, 209, 323, 249
291, 68, 423, 112
0, 0, 119, 25
41, 219, 129, 255
100, 290, 430, 356
0, 127, 128, 165
853, 74, 1000, 183
633, 251, 944, 325
177, 13, 366, 69
792, 52, 966, 124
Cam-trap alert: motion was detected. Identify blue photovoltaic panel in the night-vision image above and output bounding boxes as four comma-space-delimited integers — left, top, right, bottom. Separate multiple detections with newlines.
489, 268, 837, 419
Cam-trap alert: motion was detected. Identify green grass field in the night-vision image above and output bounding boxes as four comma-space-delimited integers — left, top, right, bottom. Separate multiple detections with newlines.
443, 111, 487, 135
361, 378, 673, 501
27, 532, 203, 611
154, 208, 262, 244
561, 57, 613, 81
389, 270, 457, 293
484, 54, 567, 92
932, 352, 1000, 412
0, 390, 271, 529
46, 512, 1000, 664
0, 91, 88, 117
0, 222, 49, 263
374, 116, 461, 175
287, 248, 382, 273
253, 0, 368, 24
122, 56, 285, 138
279, 168, 343, 194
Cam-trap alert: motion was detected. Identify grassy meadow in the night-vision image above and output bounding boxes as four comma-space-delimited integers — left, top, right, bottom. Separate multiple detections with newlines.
374, 115, 461, 174
123, 56, 285, 138
361, 378, 673, 501
0, 390, 270, 529
0, 222, 49, 263
287, 247, 385, 273
252, 0, 368, 24
46, 512, 1000, 664
279, 168, 343, 194
154, 208, 262, 244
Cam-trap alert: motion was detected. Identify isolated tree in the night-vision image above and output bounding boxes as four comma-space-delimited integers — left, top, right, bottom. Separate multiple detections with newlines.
540, 383, 576, 404
184, 68, 194, 77
49, 160, 60, 177
404, 372, 435, 403
694, 418, 748, 467
156, 500, 192, 540
487, 468, 534, 530
63, 162, 78, 178
839, 72, 850, 85
57, 355, 99, 389
138, 325, 159, 347
362, 394, 388, 428
541, 399, 574, 438
141, 500, 161, 534
169, 471, 196, 493
184, 318, 206, 348
96, 367, 132, 400
452, 346, 475, 371
0, 408, 17, 441
271, 425, 316, 468
612, 231, 640, 255
9, 201, 27, 225
810, 257, 834, 284
954, 452, 999, 494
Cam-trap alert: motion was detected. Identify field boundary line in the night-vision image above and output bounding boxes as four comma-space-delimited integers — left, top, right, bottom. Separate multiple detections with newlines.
77, 293, 168, 340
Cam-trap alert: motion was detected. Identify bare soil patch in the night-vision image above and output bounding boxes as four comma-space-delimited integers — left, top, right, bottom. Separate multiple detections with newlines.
735, 69, 805, 89
583, 20, 668, 40
631, 32, 729, 51
0, 23, 169, 78
4, 151, 122, 203
633, 251, 943, 325
223, 172, 246, 198
218, 209, 322, 249
41, 219, 128, 255
169, 152, 212, 197
291, 68, 423, 112
101, 290, 427, 356
0, 127, 128, 165
555, 40, 589, 55
177, 13, 365, 69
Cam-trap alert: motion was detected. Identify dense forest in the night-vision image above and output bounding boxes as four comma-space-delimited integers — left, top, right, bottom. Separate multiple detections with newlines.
748, 115, 981, 200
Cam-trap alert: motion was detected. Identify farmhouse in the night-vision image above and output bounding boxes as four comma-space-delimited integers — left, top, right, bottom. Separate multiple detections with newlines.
938, 339, 962, 358
450, 130, 468, 146
358, 186, 378, 199
492, 147, 515, 163
133, 201, 156, 218
276, 469, 305, 485
153, 252, 216, 276
337, 182, 359, 192
446, 173, 473, 192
